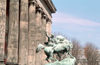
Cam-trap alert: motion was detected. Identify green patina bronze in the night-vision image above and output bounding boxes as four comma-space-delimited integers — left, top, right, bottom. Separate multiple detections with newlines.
45, 57, 76, 65
36, 31, 76, 65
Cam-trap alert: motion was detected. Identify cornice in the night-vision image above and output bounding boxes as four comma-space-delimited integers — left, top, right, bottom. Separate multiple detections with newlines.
44, 0, 57, 13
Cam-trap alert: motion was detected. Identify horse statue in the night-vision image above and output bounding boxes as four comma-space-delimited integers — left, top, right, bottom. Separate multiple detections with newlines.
36, 35, 73, 62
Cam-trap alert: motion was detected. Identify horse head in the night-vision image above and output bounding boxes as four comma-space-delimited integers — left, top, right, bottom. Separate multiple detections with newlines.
36, 44, 45, 53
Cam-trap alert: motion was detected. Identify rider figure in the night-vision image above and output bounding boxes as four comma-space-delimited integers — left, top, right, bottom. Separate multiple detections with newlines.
45, 31, 73, 58
45, 30, 55, 47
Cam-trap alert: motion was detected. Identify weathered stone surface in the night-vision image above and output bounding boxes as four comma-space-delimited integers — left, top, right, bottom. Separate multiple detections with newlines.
42, 14, 47, 43
48, 20, 52, 35
46, 21, 51, 42
19, 0, 28, 65
0, 0, 6, 63
7, 0, 19, 64
35, 8, 42, 65
28, 2, 36, 65
49, 21, 52, 35
41, 14, 47, 65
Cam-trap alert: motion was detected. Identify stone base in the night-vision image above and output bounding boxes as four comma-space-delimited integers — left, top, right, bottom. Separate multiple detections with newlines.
45, 57, 76, 65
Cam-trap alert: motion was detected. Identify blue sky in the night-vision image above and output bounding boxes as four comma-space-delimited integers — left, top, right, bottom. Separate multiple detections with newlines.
52, 0, 100, 48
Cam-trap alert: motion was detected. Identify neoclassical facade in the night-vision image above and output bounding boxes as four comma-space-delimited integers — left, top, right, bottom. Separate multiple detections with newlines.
0, 0, 56, 65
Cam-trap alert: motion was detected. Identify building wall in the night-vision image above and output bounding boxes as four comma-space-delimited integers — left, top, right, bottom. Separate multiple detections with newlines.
77, 49, 87, 65
0, 0, 56, 65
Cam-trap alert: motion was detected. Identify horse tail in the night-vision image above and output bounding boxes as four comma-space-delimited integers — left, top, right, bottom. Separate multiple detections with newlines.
36, 44, 45, 53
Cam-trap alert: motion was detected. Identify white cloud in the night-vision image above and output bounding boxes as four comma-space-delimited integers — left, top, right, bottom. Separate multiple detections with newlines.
52, 12, 100, 31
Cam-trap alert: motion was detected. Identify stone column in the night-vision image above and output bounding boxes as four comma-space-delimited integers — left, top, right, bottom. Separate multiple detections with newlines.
28, 1, 36, 65
46, 20, 48, 42
48, 20, 52, 35
19, 0, 28, 65
41, 14, 47, 44
35, 7, 43, 65
0, 0, 6, 65
7, 0, 19, 64
41, 14, 48, 65
46, 19, 52, 42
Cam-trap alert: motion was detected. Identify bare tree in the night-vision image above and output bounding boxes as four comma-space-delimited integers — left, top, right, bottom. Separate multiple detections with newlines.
71, 38, 82, 65
84, 42, 99, 65
98, 50, 100, 65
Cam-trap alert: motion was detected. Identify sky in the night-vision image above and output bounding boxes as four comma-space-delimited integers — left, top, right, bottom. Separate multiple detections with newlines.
51, 0, 100, 48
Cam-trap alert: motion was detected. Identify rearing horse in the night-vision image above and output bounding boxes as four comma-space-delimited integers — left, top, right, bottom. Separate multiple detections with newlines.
36, 41, 73, 62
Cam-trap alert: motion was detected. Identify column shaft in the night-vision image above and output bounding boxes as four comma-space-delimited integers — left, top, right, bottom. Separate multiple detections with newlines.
47, 20, 52, 34
46, 21, 49, 42
28, 2, 36, 65
35, 8, 42, 65
41, 14, 47, 65
41, 15, 47, 43
0, 0, 6, 65
46, 20, 52, 42
7, 0, 19, 64
49, 21, 52, 34
19, 0, 28, 65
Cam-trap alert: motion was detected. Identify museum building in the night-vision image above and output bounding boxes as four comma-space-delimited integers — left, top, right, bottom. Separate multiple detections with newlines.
0, 0, 56, 65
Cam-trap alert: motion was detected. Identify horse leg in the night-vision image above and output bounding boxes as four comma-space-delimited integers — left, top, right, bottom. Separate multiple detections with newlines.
62, 51, 65, 54
57, 53, 61, 58
49, 57, 58, 61
49, 53, 58, 61
61, 49, 66, 54
45, 56, 50, 63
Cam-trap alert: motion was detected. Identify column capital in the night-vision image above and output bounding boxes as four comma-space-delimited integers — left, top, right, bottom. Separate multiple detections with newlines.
36, 7, 43, 13
47, 19, 52, 24
42, 14, 47, 19
29, 0, 37, 4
